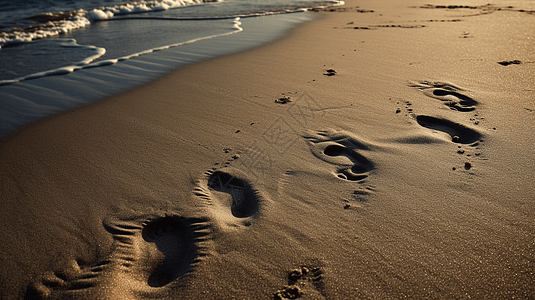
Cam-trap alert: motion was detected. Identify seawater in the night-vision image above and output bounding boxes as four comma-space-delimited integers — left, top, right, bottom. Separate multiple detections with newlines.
0, 0, 342, 139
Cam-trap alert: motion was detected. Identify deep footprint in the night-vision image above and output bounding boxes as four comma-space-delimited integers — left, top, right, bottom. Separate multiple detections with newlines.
193, 169, 263, 231
304, 130, 375, 182
141, 216, 207, 287
28, 215, 210, 299
416, 115, 482, 144
207, 171, 260, 218
410, 81, 478, 112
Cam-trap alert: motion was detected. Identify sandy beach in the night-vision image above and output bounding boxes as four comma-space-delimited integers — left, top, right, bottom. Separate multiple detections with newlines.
1, 0, 534, 299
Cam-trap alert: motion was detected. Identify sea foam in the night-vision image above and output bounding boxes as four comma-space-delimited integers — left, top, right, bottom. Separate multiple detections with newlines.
0, 18, 241, 86
0, 0, 216, 49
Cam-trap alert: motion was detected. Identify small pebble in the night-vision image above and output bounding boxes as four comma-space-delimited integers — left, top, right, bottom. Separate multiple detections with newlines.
464, 162, 472, 170
344, 204, 351, 209
452, 136, 460, 142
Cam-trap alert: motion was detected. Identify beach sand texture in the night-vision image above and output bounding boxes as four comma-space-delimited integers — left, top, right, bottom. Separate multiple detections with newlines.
1, 0, 534, 299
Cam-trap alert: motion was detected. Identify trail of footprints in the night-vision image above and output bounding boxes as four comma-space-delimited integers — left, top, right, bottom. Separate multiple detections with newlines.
405, 80, 487, 170
27, 82, 486, 298
29, 167, 263, 298
297, 81, 485, 203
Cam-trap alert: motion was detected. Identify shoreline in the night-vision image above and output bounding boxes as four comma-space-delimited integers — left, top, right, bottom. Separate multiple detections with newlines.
0, 11, 316, 141
1, 0, 534, 299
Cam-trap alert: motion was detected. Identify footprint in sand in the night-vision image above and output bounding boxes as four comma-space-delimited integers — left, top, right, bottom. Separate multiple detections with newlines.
274, 265, 326, 300
304, 130, 375, 182
410, 81, 478, 112
27, 215, 210, 299
416, 115, 482, 144
194, 169, 263, 230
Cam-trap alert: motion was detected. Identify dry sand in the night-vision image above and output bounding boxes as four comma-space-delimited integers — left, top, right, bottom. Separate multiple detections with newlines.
1, 0, 534, 299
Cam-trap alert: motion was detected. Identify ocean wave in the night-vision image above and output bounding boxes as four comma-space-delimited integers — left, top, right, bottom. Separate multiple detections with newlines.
0, 10, 322, 139
0, 17, 241, 87
0, 0, 219, 49
0, 0, 344, 85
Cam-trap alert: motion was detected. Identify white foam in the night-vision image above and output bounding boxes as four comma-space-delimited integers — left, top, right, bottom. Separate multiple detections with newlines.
0, 16, 91, 48
87, 9, 114, 21
0, 39, 106, 86
0, 0, 343, 50
0, 0, 217, 48
0, 18, 242, 87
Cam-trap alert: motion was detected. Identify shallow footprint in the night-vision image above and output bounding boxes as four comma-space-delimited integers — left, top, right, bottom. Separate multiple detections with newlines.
304, 130, 375, 182
410, 81, 478, 112
28, 215, 210, 299
274, 265, 326, 300
194, 169, 263, 230
416, 115, 482, 144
